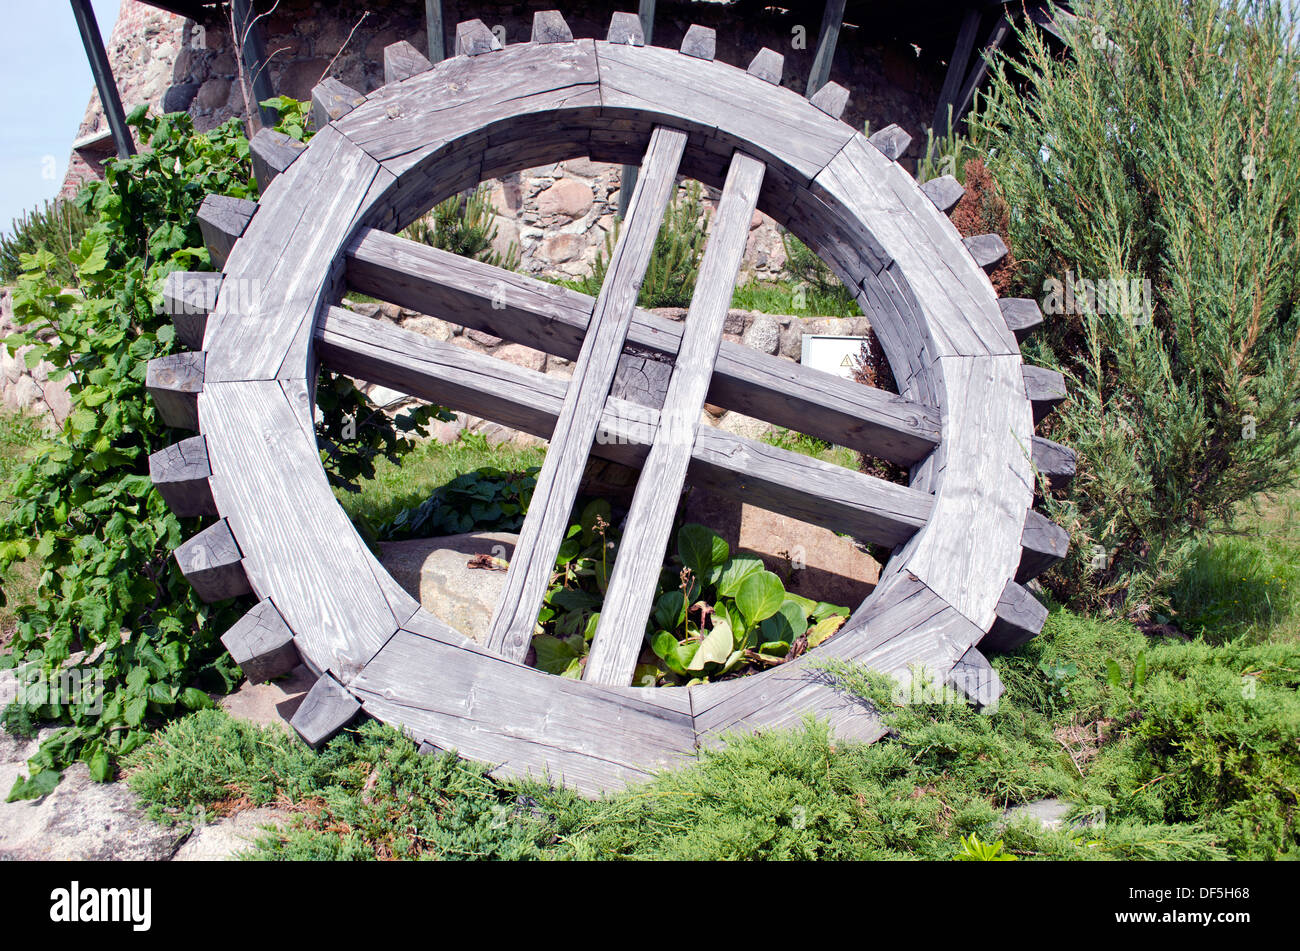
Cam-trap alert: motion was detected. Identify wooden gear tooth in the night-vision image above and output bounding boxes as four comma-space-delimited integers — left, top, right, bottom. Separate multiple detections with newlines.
249, 128, 307, 193
680, 25, 716, 60
149, 435, 216, 518
175, 518, 251, 603
146, 351, 204, 430
455, 19, 502, 57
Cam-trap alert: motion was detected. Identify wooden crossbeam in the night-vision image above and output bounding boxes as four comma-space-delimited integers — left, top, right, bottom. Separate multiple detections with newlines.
585, 151, 766, 686
806, 0, 847, 97
316, 307, 932, 549
345, 230, 940, 465
484, 127, 688, 662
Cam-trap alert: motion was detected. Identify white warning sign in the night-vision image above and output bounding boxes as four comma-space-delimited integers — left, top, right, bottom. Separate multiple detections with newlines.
799, 335, 870, 381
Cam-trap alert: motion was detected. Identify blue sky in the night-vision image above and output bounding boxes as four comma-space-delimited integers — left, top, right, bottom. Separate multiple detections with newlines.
0, 0, 121, 237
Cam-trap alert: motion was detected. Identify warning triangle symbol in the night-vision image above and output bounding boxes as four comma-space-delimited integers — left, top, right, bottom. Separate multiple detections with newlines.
840, 354, 853, 367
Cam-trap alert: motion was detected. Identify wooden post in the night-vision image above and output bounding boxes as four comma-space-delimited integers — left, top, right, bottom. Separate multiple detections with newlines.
930, 7, 981, 145
232, 0, 278, 129
953, 14, 1013, 130
68, 0, 135, 158
805, 0, 847, 97
424, 0, 445, 63
617, 0, 658, 220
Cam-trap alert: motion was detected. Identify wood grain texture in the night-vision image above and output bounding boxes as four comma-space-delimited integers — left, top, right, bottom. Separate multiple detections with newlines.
532, 10, 573, 43
199, 380, 401, 679
317, 307, 933, 548
747, 47, 783, 83
149, 435, 216, 518
485, 127, 687, 662
147, 351, 204, 430
680, 24, 716, 60
163, 271, 221, 350
311, 77, 366, 130
196, 194, 256, 270
982, 580, 1049, 653
607, 11, 644, 45
455, 19, 503, 56
809, 81, 849, 119
249, 128, 308, 193
1023, 365, 1066, 423
919, 174, 964, 213
203, 126, 381, 384
945, 645, 1003, 708
345, 229, 939, 465
220, 598, 301, 683
175, 518, 250, 603
585, 151, 766, 686
867, 124, 913, 161
1018, 508, 1070, 583
1032, 435, 1077, 491
1000, 298, 1045, 340
351, 629, 697, 796
383, 40, 433, 84
290, 673, 361, 748
964, 233, 1010, 270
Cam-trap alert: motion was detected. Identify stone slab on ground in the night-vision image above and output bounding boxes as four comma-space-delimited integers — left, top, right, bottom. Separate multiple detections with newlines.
379, 532, 518, 643
219, 663, 318, 732
173, 806, 290, 860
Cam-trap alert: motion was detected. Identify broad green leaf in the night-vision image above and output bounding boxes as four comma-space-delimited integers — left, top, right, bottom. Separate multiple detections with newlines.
533, 635, 583, 675
760, 599, 808, 645
735, 570, 786, 626
653, 590, 686, 631
715, 555, 764, 598
677, 523, 729, 584
688, 621, 733, 670
807, 614, 845, 648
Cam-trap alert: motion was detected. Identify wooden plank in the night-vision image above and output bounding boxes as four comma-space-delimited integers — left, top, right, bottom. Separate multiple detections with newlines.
249, 128, 307, 193
1023, 365, 1066, 423
290, 673, 361, 748
424, 0, 445, 61
1018, 508, 1069, 583
203, 126, 381, 384
532, 10, 573, 44
70, 0, 134, 158
919, 174, 964, 213
196, 194, 256, 270
174, 518, 251, 603
221, 598, 301, 684
455, 19, 503, 56
809, 81, 849, 120
384, 40, 433, 85
680, 24, 716, 60
955, 14, 1012, 127
351, 629, 697, 796
148, 435, 215, 518
747, 48, 784, 84
1032, 435, 1077, 491
611, 351, 672, 408
344, 229, 940, 465
981, 580, 1048, 652
199, 380, 402, 679
806, 0, 847, 96
311, 77, 366, 131
163, 271, 221, 350
931, 8, 981, 139
1000, 298, 1045, 341
147, 351, 204, 430
585, 151, 766, 686
316, 307, 933, 548
868, 124, 913, 162
484, 127, 688, 662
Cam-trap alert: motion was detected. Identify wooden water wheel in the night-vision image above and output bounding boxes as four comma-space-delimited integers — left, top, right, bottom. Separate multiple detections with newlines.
147, 12, 1073, 795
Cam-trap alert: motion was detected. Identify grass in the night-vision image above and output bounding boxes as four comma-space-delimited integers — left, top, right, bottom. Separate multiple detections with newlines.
0, 411, 49, 642
730, 279, 862, 318
761, 426, 860, 470
126, 601, 1297, 860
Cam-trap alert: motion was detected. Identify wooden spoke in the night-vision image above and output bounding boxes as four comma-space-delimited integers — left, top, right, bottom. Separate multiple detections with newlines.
346, 229, 941, 465
483, 126, 689, 662
584, 151, 766, 686
316, 306, 931, 548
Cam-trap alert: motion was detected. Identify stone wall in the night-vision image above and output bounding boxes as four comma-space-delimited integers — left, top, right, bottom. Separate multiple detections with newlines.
0, 288, 72, 429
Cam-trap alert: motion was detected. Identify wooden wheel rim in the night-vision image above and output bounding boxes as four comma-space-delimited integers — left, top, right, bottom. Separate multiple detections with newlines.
149, 19, 1070, 794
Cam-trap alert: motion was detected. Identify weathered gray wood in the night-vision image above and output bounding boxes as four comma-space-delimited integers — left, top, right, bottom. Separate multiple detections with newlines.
1023, 365, 1066, 423
175, 518, 250, 603
1032, 435, 1077, 491
612, 351, 672, 408
809, 81, 849, 119
146, 351, 204, 430
956, 14, 1012, 125
424, 0, 445, 61
351, 629, 697, 796
221, 598, 301, 684
455, 19, 502, 56
162, 271, 221, 349
1018, 508, 1069, 583
945, 645, 1003, 708
964, 232, 1009, 270
290, 673, 361, 748
868, 124, 912, 161
930, 8, 981, 139
199, 380, 403, 678
196, 194, 256, 270
532, 10, 573, 43
919, 174, 965, 213
982, 580, 1048, 652
747, 48, 783, 84
317, 307, 933, 548
1000, 297, 1044, 340
149, 435, 216, 518
607, 11, 645, 45
384, 40, 433, 86
70, 0, 134, 158
485, 127, 688, 662
311, 77, 366, 130
586, 151, 767, 686
249, 128, 307, 193
680, 24, 716, 60
344, 229, 940, 465
806, 0, 846, 96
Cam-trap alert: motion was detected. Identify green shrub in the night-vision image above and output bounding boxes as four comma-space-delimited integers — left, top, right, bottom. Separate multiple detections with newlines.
380, 464, 538, 539
972, 0, 1300, 614
0, 199, 93, 286
405, 185, 520, 271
